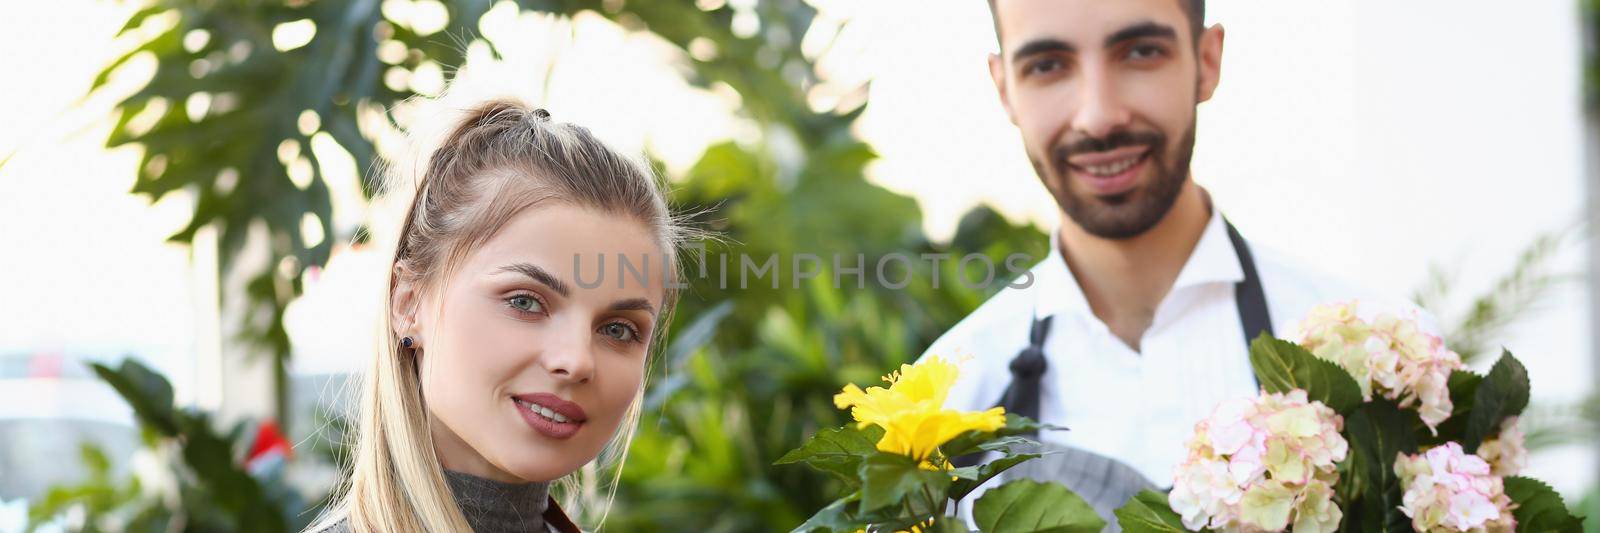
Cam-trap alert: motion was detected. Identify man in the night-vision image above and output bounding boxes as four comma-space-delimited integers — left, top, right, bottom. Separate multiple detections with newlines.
921, 0, 1429, 527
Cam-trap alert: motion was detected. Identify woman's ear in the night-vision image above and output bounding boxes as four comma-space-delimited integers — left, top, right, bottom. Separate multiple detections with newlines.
390, 261, 423, 344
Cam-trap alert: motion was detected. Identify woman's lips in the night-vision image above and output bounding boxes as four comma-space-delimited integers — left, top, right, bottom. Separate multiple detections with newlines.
512, 392, 587, 440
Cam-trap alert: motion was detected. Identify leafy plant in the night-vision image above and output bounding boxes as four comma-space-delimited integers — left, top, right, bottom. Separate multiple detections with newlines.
73, 1, 1052, 530
27, 358, 318, 532
778, 357, 1100, 533
1412, 228, 1578, 365
90, 0, 887, 434
1116, 330, 1585, 532
27, 443, 167, 533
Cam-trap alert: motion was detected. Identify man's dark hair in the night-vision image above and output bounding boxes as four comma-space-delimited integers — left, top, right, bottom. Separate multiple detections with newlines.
986, 0, 1206, 46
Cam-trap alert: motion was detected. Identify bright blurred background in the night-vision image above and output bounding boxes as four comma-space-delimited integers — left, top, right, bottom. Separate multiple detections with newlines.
1, 0, 1596, 531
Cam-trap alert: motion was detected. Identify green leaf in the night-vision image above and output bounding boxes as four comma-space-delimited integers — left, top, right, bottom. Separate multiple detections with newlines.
645, 300, 734, 410
178, 423, 283, 531
776, 425, 884, 485
1448, 369, 1484, 414
79, 443, 112, 479
1463, 351, 1531, 453
973, 479, 1104, 533
90, 359, 179, 435
859, 452, 952, 514
1344, 483, 1411, 533
92, 358, 284, 531
116, 5, 169, 35
1249, 334, 1364, 414
94, 18, 180, 93
949, 453, 1041, 503
792, 493, 866, 533
976, 436, 1038, 454
1343, 400, 1419, 532
1426, 370, 1484, 445
941, 414, 1057, 459
1114, 490, 1188, 533
1503, 476, 1585, 533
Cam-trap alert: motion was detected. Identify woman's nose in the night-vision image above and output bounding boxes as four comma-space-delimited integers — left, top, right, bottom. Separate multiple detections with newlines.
539, 326, 596, 384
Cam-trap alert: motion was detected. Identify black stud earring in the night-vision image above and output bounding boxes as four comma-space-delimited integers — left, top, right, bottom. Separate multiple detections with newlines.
401, 336, 414, 348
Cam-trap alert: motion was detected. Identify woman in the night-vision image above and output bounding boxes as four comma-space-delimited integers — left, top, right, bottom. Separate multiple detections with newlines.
308, 97, 689, 532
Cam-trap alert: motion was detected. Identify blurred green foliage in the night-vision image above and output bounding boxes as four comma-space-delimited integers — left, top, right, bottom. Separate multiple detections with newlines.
1413, 228, 1580, 366
64, 0, 1048, 530
30, 360, 311, 532
97, 0, 952, 434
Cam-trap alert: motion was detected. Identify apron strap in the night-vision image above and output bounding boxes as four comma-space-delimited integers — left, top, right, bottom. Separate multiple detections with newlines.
999, 315, 1052, 433
1224, 219, 1274, 349
951, 315, 1052, 468
954, 218, 1272, 468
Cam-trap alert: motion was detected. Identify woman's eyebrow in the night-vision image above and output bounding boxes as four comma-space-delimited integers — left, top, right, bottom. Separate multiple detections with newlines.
609, 298, 655, 316
494, 262, 570, 297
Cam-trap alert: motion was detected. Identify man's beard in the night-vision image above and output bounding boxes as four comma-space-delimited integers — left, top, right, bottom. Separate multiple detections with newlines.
1030, 120, 1196, 240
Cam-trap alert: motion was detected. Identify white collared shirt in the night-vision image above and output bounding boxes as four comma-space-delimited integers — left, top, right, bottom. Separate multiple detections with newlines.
922, 208, 1433, 510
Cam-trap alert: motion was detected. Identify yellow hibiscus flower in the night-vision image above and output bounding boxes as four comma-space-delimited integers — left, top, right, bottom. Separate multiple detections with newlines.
833, 356, 1006, 462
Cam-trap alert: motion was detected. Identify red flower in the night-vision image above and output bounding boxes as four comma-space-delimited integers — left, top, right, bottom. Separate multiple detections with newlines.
244, 419, 293, 471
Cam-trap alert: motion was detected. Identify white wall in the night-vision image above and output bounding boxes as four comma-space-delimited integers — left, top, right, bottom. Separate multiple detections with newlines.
0, 2, 204, 402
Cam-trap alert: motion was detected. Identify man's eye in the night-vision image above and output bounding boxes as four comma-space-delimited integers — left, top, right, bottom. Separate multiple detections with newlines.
507, 295, 543, 314
599, 322, 640, 343
1024, 58, 1063, 76
1127, 45, 1166, 61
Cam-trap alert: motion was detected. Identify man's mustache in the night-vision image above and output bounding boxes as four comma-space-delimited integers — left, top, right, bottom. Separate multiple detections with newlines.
1051, 130, 1165, 171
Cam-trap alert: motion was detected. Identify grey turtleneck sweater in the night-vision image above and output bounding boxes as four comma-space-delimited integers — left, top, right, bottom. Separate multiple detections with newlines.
317, 470, 553, 532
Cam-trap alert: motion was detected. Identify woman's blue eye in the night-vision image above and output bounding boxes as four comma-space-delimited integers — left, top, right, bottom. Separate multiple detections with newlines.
508, 295, 543, 314
600, 322, 639, 343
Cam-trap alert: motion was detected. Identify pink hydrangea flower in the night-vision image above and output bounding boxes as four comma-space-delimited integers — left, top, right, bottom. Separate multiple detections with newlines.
1395, 442, 1517, 532
1297, 302, 1463, 432
1475, 417, 1528, 477
1170, 390, 1348, 532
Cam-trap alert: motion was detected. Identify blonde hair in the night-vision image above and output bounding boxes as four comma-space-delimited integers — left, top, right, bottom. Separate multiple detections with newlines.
306, 97, 689, 532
